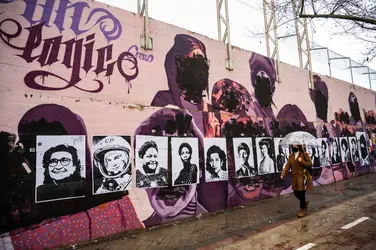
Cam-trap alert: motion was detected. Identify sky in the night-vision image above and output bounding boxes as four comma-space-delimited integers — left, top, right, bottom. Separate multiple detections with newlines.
97, 0, 376, 90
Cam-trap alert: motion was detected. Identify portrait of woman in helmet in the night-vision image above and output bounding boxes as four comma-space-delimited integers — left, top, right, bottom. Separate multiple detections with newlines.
92, 135, 132, 194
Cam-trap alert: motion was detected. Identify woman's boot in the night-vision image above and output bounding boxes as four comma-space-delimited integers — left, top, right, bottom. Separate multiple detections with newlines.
298, 208, 305, 218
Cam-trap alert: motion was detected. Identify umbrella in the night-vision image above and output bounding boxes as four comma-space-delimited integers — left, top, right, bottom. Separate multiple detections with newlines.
279, 131, 319, 147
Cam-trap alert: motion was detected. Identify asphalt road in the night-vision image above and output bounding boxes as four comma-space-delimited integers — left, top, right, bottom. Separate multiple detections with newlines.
220, 191, 376, 250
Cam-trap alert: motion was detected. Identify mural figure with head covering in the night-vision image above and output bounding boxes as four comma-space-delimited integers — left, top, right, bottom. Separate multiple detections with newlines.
276, 104, 331, 191
364, 109, 376, 126
134, 108, 207, 226
249, 53, 278, 136
348, 92, 362, 126
211, 78, 265, 206
3, 104, 143, 248
147, 34, 226, 214
308, 75, 341, 184
211, 78, 253, 116
211, 54, 280, 203
151, 34, 219, 136
309, 75, 329, 123
249, 54, 277, 118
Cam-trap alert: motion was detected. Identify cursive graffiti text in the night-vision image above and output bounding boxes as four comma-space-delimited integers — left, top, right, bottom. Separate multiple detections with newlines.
0, 19, 138, 93
127, 45, 154, 63
20, 0, 122, 42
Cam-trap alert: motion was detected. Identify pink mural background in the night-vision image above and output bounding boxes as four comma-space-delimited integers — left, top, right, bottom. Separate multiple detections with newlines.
0, 0, 375, 249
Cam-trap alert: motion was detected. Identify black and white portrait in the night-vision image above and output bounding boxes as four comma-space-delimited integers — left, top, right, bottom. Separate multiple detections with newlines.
135, 135, 168, 188
92, 135, 132, 194
204, 138, 228, 182
356, 132, 369, 166
233, 138, 256, 178
318, 138, 330, 167
349, 137, 359, 162
329, 137, 341, 165
171, 137, 199, 186
307, 145, 321, 168
255, 137, 275, 175
274, 138, 288, 172
339, 137, 351, 162
36, 136, 86, 203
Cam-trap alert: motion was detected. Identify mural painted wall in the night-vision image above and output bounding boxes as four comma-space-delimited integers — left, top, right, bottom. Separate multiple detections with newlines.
1, 0, 376, 249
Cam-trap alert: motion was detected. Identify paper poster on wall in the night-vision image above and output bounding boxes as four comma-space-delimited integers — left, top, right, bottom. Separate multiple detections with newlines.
329, 137, 341, 165
273, 138, 288, 172
233, 138, 256, 178
204, 137, 228, 182
306, 145, 321, 168
171, 137, 199, 186
135, 135, 168, 188
35, 135, 86, 203
255, 137, 275, 175
317, 138, 330, 167
339, 137, 351, 162
356, 132, 370, 166
348, 137, 359, 162
92, 135, 132, 194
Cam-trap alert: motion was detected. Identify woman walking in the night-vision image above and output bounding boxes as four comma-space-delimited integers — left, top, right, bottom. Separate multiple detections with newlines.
281, 144, 313, 218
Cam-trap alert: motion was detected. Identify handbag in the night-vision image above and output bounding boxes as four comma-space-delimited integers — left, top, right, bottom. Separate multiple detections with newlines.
301, 152, 313, 176
301, 152, 311, 190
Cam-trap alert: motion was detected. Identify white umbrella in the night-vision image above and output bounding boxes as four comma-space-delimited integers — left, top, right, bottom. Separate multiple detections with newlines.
280, 131, 319, 147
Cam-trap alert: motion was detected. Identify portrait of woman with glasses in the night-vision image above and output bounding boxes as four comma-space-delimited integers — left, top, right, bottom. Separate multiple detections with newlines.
36, 136, 86, 203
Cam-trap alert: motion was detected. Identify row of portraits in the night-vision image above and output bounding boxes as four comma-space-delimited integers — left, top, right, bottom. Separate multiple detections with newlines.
35, 132, 369, 203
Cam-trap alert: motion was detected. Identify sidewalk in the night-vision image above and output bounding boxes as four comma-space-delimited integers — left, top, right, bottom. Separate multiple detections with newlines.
71, 174, 376, 250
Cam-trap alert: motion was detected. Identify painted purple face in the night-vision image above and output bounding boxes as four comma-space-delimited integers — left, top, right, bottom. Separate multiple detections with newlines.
249, 53, 276, 108
146, 184, 197, 217
134, 108, 202, 217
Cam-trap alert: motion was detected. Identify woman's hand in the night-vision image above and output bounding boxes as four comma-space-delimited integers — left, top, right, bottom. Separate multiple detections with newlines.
298, 157, 302, 163
280, 175, 284, 180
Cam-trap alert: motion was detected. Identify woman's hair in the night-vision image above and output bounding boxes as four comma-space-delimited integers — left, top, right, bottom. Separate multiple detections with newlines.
259, 139, 272, 157
321, 140, 327, 149
206, 145, 227, 177
360, 134, 366, 147
330, 138, 338, 153
359, 134, 368, 158
351, 138, 356, 145
341, 138, 348, 150
237, 143, 250, 157
138, 140, 158, 159
178, 142, 192, 155
42, 144, 81, 184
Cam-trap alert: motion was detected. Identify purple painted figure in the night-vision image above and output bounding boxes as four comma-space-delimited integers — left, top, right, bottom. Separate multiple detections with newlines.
151, 34, 211, 133
5, 104, 143, 249
149, 34, 227, 213
16, 104, 126, 220
211, 79, 265, 206
348, 92, 362, 126
134, 108, 207, 226
249, 54, 277, 116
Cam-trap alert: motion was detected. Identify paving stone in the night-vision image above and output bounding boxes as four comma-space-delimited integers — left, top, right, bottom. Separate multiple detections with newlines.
71, 174, 376, 250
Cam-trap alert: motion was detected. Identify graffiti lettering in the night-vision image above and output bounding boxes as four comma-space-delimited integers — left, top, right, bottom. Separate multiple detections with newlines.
21, 0, 122, 42
127, 45, 154, 63
0, 19, 139, 93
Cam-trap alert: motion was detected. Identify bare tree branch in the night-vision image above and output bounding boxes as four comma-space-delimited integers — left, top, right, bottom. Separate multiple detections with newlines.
269, 0, 376, 64
299, 13, 376, 26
